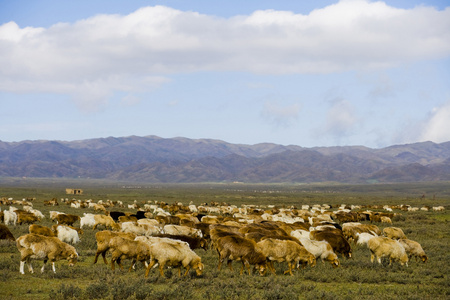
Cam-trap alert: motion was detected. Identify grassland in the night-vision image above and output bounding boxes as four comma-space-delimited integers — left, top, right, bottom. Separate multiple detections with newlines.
0, 180, 449, 299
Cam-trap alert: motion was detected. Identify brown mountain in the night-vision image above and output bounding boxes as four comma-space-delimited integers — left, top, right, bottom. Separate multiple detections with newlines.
0, 136, 449, 183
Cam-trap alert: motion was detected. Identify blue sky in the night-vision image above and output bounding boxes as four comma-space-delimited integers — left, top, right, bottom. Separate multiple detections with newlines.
1, 0, 449, 148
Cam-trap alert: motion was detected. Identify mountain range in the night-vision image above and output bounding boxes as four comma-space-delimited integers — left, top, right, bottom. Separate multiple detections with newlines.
1, 135, 449, 183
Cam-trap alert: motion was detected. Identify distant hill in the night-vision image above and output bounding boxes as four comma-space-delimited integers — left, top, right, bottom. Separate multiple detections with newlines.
0, 135, 449, 183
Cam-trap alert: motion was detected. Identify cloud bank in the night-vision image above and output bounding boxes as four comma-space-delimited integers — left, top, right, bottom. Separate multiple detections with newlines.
1, 0, 449, 112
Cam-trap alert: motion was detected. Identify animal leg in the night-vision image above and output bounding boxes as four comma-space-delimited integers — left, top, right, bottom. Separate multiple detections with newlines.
41, 260, 47, 273
268, 261, 276, 275
20, 261, 25, 274
227, 259, 233, 271
245, 261, 251, 275
116, 257, 124, 270
183, 265, 191, 276
26, 258, 34, 273
52, 262, 56, 273
128, 259, 136, 272
283, 262, 294, 276
145, 259, 157, 277
158, 262, 166, 278
239, 261, 245, 275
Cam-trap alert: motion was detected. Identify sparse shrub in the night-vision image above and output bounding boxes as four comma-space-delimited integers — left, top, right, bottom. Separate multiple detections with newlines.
85, 282, 109, 299
49, 284, 82, 300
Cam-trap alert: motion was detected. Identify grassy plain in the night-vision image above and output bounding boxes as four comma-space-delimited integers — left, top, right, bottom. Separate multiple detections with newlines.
0, 180, 449, 299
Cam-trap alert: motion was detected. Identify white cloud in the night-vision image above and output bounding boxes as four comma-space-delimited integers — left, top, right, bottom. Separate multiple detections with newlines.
1, 1, 449, 110
420, 101, 450, 143
261, 101, 301, 127
322, 98, 358, 139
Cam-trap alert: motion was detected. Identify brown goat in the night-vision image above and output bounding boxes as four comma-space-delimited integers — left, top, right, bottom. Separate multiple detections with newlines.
215, 235, 267, 276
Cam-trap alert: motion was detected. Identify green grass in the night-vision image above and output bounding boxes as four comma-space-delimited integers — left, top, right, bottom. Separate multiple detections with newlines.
0, 181, 449, 299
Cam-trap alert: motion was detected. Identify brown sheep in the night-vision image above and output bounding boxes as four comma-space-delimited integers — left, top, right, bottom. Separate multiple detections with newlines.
0, 224, 15, 241
93, 230, 137, 264
118, 215, 138, 223
16, 233, 78, 274
56, 214, 80, 226
215, 235, 267, 276
17, 212, 39, 225
368, 236, 408, 266
310, 230, 352, 258
256, 238, 316, 275
29, 224, 56, 237
93, 215, 120, 231
109, 236, 151, 271
399, 239, 427, 263
383, 227, 407, 240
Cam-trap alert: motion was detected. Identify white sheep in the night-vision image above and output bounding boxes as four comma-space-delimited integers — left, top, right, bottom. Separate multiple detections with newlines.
298, 237, 340, 267
54, 225, 80, 244
80, 213, 96, 229
4, 210, 17, 226
355, 232, 377, 246
290, 229, 311, 240
142, 237, 204, 278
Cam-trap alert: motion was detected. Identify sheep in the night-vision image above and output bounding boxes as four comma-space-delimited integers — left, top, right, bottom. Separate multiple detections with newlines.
290, 229, 311, 241
109, 236, 152, 271
398, 239, 428, 263
80, 213, 96, 229
137, 218, 160, 227
16, 233, 78, 274
4, 210, 17, 226
163, 224, 203, 238
143, 237, 204, 278
49, 211, 64, 222
17, 212, 39, 225
310, 230, 352, 258
355, 232, 377, 246
121, 221, 163, 236
29, 224, 56, 237
298, 237, 340, 268
342, 223, 380, 243
26, 208, 45, 220
92, 203, 106, 213
53, 225, 80, 244
256, 238, 316, 275
152, 234, 209, 251
93, 230, 137, 264
215, 235, 267, 276
118, 215, 138, 223
383, 227, 407, 240
367, 236, 408, 266
93, 215, 120, 230
109, 211, 126, 221
56, 214, 80, 226
381, 216, 392, 224
0, 224, 15, 241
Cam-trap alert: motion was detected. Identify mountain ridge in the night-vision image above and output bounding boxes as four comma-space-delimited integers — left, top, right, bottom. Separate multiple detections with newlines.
0, 135, 449, 183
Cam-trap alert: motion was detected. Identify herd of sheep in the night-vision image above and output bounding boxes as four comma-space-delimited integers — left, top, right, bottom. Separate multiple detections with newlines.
0, 198, 443, 278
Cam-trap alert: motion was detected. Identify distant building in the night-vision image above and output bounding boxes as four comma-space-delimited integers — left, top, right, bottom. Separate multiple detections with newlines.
66, 188, 83, 195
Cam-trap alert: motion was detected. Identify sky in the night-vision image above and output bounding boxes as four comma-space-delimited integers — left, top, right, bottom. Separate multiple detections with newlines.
1, 0, 449, 148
